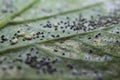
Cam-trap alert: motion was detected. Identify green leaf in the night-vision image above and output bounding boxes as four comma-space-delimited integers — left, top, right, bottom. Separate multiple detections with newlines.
0, 0, 120, 79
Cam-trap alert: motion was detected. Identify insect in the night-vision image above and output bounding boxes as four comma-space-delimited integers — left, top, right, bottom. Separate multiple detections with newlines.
17, 31, 25, 37
24, 35, 32, 40
30, 32, 36, 36
10, 38, 18, 45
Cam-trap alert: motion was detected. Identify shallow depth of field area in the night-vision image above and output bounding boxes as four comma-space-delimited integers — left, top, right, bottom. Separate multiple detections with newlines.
0, 0, 120, 80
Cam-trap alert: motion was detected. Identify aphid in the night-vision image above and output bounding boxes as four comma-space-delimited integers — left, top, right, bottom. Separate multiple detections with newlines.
30, 32, 36, 36
60, 21, 63, 23
41, 35, 45, 38
40, 38, 43, 40
12, 37, 16, 39
17, 66, 22, 70
36, 51, 39, 54
94, 73, 102, 80
55, 28, 58, 30
62, 30, 65, 33
51, 35, 55, 38
54, 49, 58, 52
10, 38, 18, 45
36, 35, 39, 38
40, 32, 44, 34
17, 32, 25, 37
56, 35, 60, 37
42, 67, 47, 74
68, 32, 70, 34
18, 54, 22, 57
88, 37, 91, 39
95, 34, 99, 38
2, 66, 7, 71
103, 55, 110, 61
115, 40, 119, 43
116, 31, 119, 34
26, 53, 31, 56
9, 66, 14, 70
66, 17, 70, 19
22, 39, 25, 41
1, 35, 8, 41
36, 32, 40, 35
88, 49, 93, 53
52, 58, 58, 64
17, 30, 20, 33
53, 22, 58, 27
61, 46, 66, 50
66, 64, 73, 69
15, 58, 23, 63
1, 9, 7, 13
81, 69, 87, 75
62, 53, 65, 55
60, 26, 64, 29
24, 35, 32, 40
0, 40, 4, 43
97, 33, 101, 36
14, 33, 17, 36
71, 69, 78, 75
64, 22, 67, 25
1, 35, 5, 39
94, 70, 98, 73
30, 47, 34, 51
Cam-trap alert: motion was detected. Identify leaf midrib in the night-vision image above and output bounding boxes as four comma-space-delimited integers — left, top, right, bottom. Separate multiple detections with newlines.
0, 24, 118, 55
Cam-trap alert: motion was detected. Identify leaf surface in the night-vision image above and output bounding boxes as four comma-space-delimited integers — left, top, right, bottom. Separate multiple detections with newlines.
0, 0, 120, 80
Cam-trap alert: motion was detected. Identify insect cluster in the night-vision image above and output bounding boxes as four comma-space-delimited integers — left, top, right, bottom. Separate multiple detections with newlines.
0, 12, 120, 47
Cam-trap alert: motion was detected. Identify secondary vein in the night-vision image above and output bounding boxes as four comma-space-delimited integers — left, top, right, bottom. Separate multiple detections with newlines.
9, 2, 102, 25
